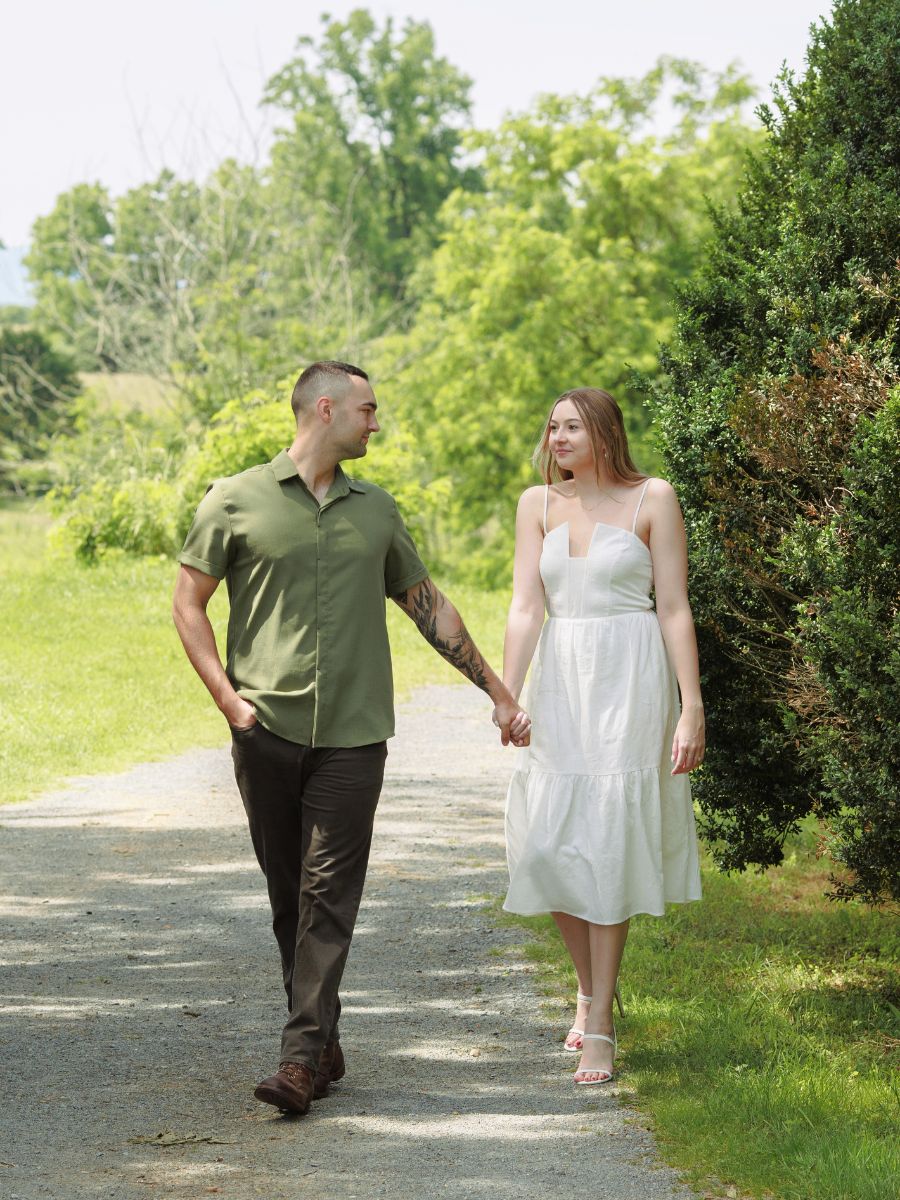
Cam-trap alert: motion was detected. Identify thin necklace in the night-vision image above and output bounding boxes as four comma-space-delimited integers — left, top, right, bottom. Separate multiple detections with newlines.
563, 484, 621, 512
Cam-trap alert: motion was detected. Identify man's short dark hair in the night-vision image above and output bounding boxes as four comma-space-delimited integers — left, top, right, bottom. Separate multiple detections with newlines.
291, 361, 369, 419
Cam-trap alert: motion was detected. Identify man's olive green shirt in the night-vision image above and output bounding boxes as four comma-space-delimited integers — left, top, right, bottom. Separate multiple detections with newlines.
178, 450, 429, 747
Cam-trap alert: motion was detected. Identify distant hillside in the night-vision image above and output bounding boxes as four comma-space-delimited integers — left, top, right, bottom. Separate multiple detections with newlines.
0, 247, 34, 307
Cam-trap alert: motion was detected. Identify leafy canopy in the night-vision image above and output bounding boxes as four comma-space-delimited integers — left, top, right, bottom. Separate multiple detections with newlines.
379, 58, 761, 583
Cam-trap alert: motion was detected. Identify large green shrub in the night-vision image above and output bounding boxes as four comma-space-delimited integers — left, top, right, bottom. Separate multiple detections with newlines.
43, 387, 189, 562
653, 0, 900, 902
49, 477, 181, 563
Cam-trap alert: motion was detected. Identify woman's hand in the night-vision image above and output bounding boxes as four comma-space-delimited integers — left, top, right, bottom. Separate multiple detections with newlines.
671, 704, 704, 775
493, 704, 532, 747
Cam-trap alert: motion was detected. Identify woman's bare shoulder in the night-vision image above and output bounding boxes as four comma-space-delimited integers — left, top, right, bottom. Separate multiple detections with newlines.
517, 484, 547, 510
642, 476, 678, 503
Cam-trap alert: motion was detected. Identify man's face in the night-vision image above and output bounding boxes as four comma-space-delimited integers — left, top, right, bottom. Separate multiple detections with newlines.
330, 375, 380, 460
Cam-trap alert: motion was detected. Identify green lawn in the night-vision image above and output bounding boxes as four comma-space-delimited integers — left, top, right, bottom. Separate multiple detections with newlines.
498, 831, 900, 1200
0, 501, 506, 805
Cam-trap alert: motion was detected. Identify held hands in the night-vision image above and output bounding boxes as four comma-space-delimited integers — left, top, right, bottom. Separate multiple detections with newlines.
671, 704, 705, 775
492, 699, 532, 747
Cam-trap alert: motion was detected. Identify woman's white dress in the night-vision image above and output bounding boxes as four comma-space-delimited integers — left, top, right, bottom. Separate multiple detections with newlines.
504, 483, 702, 924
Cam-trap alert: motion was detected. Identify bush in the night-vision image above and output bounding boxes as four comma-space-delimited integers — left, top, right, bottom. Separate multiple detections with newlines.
653, 0, 900, 902
43, 387, 189, 562
47, 374, 446, 564
796, 384, 900, 901
49, 477, 180, 563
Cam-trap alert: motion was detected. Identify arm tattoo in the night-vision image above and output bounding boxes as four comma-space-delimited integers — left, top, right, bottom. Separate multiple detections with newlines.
395, 580, 490, 692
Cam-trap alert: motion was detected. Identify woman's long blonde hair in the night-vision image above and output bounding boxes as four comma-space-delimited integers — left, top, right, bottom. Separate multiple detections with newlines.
533, 387, 647, 486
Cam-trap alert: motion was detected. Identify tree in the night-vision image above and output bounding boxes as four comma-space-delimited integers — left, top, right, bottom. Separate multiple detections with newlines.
25, 183, 115, 370
0, 327, 81, 492
379, 59, 761, 582
263, 7, 480, 301
652, 0, 900, 902
25, 168, 271, 389
25, 10, 481, 413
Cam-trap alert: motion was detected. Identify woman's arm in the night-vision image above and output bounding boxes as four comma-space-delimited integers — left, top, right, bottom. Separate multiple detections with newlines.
502, 487, 548, 703
645, 480, 705, 775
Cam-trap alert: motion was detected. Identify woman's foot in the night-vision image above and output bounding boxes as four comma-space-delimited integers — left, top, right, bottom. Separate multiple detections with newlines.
564, 991, 592, 1052
573, 1024, 616, 1084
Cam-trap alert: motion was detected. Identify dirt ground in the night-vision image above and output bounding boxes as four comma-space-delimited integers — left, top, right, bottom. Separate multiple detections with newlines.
0, 685, 696, 1200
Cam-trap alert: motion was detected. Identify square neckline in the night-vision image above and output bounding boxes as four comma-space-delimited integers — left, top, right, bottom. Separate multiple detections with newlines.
542, 480, 653, 560
549, 519, 651, 560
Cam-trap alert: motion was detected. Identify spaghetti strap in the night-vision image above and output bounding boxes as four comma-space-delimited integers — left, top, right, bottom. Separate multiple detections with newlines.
543, 484, 550, 534
631, 479, 652, 533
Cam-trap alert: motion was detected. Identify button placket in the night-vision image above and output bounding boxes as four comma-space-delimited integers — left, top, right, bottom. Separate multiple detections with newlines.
310, 492, 343, 746
311, 502, 323, 746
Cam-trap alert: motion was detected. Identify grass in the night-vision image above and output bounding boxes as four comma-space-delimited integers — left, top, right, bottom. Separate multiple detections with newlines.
497, 829, 900, 1200
5, 501, 896, 1199
0, 500, 505, 805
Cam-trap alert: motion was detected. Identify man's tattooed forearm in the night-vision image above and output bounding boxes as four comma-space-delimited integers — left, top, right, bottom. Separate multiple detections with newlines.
398, 580, 490, 692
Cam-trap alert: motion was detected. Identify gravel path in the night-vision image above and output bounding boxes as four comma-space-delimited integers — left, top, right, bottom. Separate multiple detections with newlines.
1, 685, 696, 1200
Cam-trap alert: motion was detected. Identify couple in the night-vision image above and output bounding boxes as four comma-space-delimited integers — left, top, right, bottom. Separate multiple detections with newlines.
172, 360, 704, 1114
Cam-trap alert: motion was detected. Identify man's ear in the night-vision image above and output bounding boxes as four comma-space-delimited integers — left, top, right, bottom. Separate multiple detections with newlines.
316, 395, 333, 424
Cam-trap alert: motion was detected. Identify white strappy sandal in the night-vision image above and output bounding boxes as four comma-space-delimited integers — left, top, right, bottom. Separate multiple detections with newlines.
564, 986, 624, 1052
574, 1030, 617, 1085
563, 991, 593, 1052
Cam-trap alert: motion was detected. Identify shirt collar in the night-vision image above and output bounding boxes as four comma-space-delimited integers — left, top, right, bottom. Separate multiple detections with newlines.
270, 450, 366, 495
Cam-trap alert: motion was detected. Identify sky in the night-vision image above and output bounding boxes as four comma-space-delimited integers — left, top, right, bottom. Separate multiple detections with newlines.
3, 0, 832, 256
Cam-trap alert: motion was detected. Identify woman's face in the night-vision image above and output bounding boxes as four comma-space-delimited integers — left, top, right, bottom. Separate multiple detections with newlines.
548, 400, 595, 473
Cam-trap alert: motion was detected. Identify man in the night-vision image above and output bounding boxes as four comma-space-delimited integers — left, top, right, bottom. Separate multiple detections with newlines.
172, 361, 530, 1116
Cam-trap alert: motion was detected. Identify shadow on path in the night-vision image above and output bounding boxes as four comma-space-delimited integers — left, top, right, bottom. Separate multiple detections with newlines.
0, 687, 694, 1200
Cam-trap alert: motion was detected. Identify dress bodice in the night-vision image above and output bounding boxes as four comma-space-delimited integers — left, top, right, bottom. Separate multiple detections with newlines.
540, 521, 653, 618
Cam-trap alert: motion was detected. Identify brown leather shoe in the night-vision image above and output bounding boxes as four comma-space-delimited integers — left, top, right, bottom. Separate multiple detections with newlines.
313, 1040, 346, 1099
254, 1061, 315, 1114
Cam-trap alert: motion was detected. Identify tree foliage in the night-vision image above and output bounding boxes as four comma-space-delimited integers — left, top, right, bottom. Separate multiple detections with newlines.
653, 0, 900, 902
263, 7, 479, 299
0, 327, 81, 492
27, 20, 762, 574
25, 10, 478, 415
25, 167, 274, 405
379, 59, 761, 582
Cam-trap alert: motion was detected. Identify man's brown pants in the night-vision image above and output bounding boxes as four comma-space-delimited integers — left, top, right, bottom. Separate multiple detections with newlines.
231, 723, 387, 1069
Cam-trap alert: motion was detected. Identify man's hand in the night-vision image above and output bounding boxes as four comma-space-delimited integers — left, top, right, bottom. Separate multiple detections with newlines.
392, 579, 531, 744
224, 697, 258, 731
492, 700, 531, 747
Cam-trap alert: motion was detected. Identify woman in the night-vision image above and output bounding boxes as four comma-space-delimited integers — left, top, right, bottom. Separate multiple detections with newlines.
497, 387, 704, 1085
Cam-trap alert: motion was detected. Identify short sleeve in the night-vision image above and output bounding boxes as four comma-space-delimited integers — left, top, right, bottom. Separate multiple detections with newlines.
177, 482, 233, 579
384, 502, 429, 597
